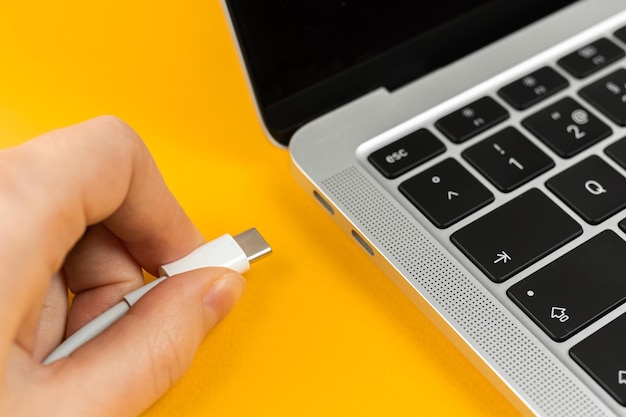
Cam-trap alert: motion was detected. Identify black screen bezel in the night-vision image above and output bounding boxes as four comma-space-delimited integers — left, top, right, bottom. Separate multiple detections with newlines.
225, 1, 578, 145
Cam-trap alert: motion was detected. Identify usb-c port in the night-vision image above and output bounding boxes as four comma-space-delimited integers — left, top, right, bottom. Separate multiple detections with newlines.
313, 190, 335, 215
352, 230, 374, 256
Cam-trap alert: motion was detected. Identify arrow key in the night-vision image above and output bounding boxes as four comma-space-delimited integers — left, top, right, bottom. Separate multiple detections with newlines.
508, 230, 626, 341
493, 251, 511, 264
451, 189, 581, 283
571, 312, 626, 406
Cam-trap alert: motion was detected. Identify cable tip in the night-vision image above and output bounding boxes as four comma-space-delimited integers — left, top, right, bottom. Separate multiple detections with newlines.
233, 228, 272, 263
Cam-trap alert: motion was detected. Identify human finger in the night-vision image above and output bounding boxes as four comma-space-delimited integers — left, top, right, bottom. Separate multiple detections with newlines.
0, 116, 203, 363
43, 268, 245, 417
30, 273, 67, 361
62, 224, 145, 338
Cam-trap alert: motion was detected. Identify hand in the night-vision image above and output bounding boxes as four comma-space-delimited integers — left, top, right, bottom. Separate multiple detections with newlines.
0, 116, 245, 416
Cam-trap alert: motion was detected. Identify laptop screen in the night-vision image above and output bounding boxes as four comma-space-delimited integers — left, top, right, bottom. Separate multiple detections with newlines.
225, 0, 579, 145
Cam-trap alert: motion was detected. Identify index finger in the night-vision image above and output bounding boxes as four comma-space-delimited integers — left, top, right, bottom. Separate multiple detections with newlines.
0, 116, 204, 355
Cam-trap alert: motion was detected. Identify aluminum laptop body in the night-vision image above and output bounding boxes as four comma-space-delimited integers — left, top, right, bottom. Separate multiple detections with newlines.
225, 1, 626, 415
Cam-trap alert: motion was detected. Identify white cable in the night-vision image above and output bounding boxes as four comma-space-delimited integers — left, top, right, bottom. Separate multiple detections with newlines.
43, 229, 270, 365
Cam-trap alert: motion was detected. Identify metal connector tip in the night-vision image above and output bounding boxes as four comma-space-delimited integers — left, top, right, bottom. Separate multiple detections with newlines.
233, 228, 272, 263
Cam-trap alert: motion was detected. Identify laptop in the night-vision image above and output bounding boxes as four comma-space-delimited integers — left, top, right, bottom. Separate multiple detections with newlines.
224, 1, 626, 415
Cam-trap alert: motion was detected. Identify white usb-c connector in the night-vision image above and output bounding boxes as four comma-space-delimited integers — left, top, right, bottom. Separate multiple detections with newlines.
43, 228, 271, 365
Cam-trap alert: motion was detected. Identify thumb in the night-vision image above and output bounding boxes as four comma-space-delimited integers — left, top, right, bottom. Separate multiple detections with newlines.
48, 267, 245, 417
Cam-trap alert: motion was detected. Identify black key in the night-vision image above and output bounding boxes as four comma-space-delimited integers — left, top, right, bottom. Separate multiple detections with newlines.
498, 66, 569, 110
368, 129, 445, 179
451, 189, 581, 283
462, 127, 554, 192
557, 38, 625, 78
435, 97, 509, 143
399, 158, 493, 229
522, 97, 612, 158
614, 25, 626, 45
571, 312, 626, 406
546, 155, 626, 225
508, 231, 626, 342
620, 218, 626, 233
606, 136, 626, 169
580, 68, 626, 126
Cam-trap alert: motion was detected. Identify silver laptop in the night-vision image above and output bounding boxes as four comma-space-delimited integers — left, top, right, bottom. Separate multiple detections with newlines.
224, 1, 626, 415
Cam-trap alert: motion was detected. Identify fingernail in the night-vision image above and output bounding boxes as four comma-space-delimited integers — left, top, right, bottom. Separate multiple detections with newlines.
203, 272, 245, 323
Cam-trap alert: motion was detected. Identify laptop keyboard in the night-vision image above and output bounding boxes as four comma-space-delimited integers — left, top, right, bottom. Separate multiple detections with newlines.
367, 23, 626, 407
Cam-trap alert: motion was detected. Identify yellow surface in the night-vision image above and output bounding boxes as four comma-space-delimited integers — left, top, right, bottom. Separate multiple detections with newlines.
0, 1, 521, 416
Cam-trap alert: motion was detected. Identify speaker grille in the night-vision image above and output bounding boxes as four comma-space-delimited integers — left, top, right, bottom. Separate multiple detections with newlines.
322, 166, 607, 417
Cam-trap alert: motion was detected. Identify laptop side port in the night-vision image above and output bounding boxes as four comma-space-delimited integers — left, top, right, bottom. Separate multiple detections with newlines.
313, 190, 335, 215
351, 230, 374, 256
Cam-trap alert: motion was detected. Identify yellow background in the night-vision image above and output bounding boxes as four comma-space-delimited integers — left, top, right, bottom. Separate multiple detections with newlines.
0, 1, 520, 416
